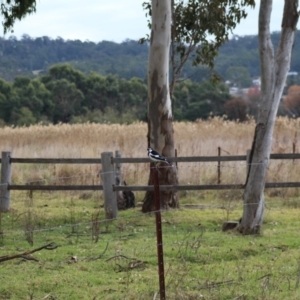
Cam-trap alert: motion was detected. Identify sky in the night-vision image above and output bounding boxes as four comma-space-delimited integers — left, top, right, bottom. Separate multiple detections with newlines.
0, 0, 284, 43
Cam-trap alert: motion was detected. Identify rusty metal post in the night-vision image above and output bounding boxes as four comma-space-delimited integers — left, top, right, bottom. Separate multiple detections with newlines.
217, 147, 221, 184
153, 168, 166, 300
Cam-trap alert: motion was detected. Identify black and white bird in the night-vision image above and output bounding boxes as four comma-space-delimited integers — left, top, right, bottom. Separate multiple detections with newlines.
147, 147, 171, 166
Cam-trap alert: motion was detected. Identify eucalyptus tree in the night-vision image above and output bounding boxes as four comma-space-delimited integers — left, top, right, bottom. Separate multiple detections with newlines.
238, 0, 299, 234
0, 78, 18, 123
142, 0, 178, 212
226, 66, 252, 88
45, 64, 87, 94
142, 0, 255, 94
46, 79, 84, 123
142, 0, 255, 212
13, 77, 44, 119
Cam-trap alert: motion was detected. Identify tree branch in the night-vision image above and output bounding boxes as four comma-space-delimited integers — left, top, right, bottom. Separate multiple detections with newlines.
0, 242, 59, 263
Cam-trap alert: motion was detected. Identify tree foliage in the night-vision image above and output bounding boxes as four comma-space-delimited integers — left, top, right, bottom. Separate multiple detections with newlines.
224, 97, 248, 121
0, 64, 240, 126
141, 0, 255, 91
1, 32, 300, 82
171, 0, 255, 67
1, 62, 300, 127
283, 84, 300, 116
173, 79, 230, 120
1, 0, 37, 33
226, 66, 252, 88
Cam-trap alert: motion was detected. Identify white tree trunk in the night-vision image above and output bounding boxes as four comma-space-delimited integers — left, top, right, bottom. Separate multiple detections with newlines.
148, 0, 172, 152
143, 0, 179, 212
239, 0, 299, 234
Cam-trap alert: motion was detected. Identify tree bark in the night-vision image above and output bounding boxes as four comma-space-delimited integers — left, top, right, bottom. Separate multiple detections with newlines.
142, 0, 179, 212
238, 0, 299, 234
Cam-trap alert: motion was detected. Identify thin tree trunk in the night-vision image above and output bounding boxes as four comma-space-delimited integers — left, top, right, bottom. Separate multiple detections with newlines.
238, 0, 299, 234
142, 0, 179, 212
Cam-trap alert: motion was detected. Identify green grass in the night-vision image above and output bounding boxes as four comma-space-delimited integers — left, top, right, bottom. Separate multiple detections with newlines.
1, 192, 300, 299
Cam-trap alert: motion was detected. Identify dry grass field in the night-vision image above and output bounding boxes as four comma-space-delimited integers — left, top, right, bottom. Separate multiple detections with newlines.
0, 116, 299, 193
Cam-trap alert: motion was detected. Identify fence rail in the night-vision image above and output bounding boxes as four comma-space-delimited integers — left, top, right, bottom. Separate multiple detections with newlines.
6, 182, 300, 192
9, 158, 102, 164
8, 185, 103, 191
113, 182, 300, 191
1, 150, 300, 212
1, 153, 300, 164
113, 153, 300, 163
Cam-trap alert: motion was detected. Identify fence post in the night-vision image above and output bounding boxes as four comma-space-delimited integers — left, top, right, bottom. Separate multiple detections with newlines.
101, 152, 118, 220
115, 150, 124, 208
0, 151, 11, 212
217, 147, 221, 184
293, 141, 296, 162
115, 150, 122, 186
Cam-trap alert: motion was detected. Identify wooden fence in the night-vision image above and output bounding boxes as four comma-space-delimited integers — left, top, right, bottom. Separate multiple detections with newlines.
1, 150, 300, 214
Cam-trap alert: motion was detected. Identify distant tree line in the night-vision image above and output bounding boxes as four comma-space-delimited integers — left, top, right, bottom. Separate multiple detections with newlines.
0, 63, 299, 126
1, 32, 300, 83
0, 35, 149, 81
0, 64, 147, 126
0, 63, 255, 126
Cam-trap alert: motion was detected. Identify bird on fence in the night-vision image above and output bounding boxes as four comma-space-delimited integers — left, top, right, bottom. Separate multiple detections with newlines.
147, 147, 171, 167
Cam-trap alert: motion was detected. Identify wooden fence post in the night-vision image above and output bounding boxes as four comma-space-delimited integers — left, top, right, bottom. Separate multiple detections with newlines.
0, 151, 12, 212
293, 141, 296, 162
115, 150, 122, 186
101, 152, 118, 219
115, 150, 124, 209
217, 147, 221, 184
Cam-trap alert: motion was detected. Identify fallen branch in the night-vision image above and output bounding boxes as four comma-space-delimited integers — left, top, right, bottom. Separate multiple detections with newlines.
116, 260, 147, 272
105, 254, 136, 262
86, 242, 109, 261
105, 254, 147, 271
0, 242, 59, 263
199, 280, 238, 290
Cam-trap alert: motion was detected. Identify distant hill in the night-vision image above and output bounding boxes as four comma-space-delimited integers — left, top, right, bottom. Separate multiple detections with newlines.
215, 31, 300, 79
1, 31, 300, 82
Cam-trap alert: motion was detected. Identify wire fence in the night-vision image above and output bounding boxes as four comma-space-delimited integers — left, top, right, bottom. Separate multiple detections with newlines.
1, 189, 300, 298
1, 153, 300, 299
